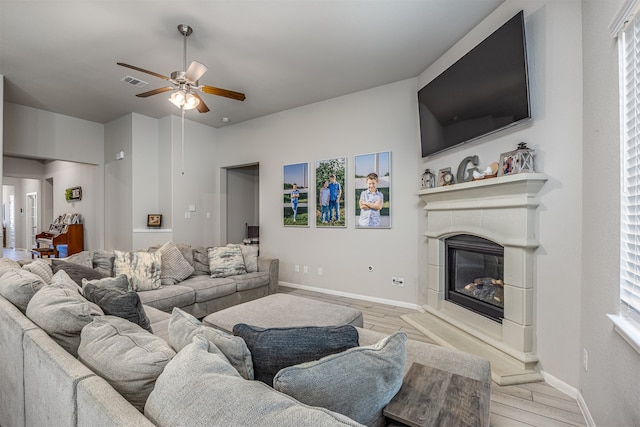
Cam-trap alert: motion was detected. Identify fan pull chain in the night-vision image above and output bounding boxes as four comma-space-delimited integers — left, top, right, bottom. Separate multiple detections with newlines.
181, 106, 185, 175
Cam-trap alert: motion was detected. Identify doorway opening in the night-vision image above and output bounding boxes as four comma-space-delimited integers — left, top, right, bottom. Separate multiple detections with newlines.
223, 164, 259, 245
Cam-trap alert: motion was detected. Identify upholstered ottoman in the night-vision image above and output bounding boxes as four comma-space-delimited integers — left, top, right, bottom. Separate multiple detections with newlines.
202, 293, 363, 333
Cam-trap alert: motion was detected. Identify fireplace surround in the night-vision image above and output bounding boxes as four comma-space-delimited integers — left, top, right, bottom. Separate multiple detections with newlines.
417, 173, 547, 373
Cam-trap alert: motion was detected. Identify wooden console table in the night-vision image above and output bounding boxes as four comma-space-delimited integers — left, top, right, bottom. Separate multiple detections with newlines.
383, 362, 490, 427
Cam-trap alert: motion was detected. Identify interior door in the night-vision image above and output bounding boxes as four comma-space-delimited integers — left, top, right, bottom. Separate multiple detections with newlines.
26, 192, 37, 248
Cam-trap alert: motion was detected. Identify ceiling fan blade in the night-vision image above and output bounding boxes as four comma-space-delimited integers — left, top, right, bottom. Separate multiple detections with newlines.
201, 85, 246, 101
185, 60, 208, 83
192, 92, 210, 113
135, 87, 174, 98
117, 62, 171, 81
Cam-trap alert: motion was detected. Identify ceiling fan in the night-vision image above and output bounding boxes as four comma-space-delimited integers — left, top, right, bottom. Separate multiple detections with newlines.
117, 24, 245, 113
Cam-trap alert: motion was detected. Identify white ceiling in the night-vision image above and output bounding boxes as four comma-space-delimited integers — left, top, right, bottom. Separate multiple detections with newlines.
0, 0, 503, 129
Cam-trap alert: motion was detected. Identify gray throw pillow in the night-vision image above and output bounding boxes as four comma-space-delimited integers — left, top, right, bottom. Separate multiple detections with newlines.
229, 243, 259, 273
0, 269, 46, 313
168, 307, 253, 379
233, 323, 359, 386
26, 283, 103, 357
83, 281, 152, 332
92, 249, 115, 276
273, 332, 407, 427
51, 259, 107, 287
82, 274, 130, 291
144, 335, 363, 427
79, 316, 176, 412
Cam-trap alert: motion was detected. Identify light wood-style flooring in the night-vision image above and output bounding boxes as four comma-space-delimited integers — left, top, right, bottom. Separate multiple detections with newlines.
279, 286, 587, 427
3, 248, 586, 426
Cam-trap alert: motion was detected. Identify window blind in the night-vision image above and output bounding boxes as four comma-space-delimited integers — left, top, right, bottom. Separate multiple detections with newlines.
621, 16, 640, 323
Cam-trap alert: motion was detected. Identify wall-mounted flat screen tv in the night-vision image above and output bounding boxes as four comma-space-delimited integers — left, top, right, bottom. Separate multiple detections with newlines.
418, 11, 530, 158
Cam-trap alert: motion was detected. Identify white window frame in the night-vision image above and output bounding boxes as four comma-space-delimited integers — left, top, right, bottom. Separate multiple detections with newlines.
612, 0, 640, 354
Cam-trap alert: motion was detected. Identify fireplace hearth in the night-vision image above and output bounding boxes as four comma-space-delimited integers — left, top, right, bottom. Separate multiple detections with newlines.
446, 234, 504, 322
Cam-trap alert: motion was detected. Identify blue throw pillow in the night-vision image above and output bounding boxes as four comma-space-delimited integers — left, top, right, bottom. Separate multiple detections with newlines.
232, 323, 359, 386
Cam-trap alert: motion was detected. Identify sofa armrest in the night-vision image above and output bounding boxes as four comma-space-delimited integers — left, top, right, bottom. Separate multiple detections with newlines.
257, 257, 279, 294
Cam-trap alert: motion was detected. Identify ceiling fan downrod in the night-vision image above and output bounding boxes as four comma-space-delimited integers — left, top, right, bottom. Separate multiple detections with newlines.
177, 24, 193, 74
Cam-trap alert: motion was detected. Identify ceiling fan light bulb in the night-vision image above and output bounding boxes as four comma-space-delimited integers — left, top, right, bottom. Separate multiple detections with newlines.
183, 92, 200, 110
169, 91, 186, 108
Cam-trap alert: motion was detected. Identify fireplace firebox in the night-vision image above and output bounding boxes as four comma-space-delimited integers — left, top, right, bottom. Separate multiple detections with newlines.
445, 234, 504, 323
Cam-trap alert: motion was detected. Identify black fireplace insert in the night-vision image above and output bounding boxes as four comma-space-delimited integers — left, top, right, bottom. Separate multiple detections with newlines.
445, 234, 504, 322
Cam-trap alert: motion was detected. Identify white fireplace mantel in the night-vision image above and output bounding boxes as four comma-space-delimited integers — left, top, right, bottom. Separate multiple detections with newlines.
417, 173, 547, 373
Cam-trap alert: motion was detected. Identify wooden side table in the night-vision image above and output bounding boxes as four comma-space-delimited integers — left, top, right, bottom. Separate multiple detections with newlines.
383, 362, 490, 427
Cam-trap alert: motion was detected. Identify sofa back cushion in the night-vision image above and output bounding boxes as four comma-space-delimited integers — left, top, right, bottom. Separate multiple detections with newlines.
78, 316, 176, 412
233, 323, 359, 386
0, 269, 46, 313
22, 259, 54, 284
273, 332, 407, 427
144, 335, 364, 427
25, 278, 103, 357
51, 259, 107, 287
156, 241, 194, 285
168, 307, 253, 379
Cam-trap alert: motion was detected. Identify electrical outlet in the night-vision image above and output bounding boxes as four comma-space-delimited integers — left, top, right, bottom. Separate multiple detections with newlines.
368, 265, 374, 272
583, 349, 588, 372
317, 267, 323, 275
294, 264, 300, 273
397, 277, 405, 287
303, 266, 309, 274
391, 276, 398, 286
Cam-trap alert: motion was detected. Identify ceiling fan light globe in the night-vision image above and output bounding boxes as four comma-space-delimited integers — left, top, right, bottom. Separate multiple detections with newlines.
184, 92, 200, 110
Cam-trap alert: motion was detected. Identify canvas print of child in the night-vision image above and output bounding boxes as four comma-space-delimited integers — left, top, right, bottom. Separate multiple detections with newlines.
283, 163, 309, 226
355, 151, 391, 228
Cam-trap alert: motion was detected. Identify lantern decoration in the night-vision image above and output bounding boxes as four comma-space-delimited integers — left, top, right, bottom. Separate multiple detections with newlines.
421, 169, 436, 189
513, 142, 535, 173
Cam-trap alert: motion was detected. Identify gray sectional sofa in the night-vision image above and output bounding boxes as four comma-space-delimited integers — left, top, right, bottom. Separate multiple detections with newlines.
0, 289, 492, 426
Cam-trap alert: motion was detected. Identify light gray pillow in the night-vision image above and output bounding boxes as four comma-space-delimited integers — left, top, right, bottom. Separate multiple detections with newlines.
79, 316, 176, 412
22, 259, 54, 284
207, 245, 246, 278
92, 249, 115, 276
49, 269, 83, 293
168, 307, 253, 380
26, 283, 103, 357
114, 250, 162, 291
0, 269, 46, 312
157, 241, 194, 285
82, 274, 130, 292
144, 335, 363, 427
273, 332, 407, 427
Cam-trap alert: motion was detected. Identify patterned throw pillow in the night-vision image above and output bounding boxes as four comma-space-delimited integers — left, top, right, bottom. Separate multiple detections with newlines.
157, 241, 194, 285
114, 250, 162, 291
207, 246, 247, 278
233, 324, 359, 386
22, 259, 54, 284
273, 332, 407, 427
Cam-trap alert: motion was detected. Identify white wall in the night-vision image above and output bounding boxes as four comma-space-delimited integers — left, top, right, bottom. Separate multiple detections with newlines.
217, 78, 422, 306
581, 0, 640, 425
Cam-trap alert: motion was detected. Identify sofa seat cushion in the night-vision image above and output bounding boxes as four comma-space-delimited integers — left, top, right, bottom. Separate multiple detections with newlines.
79, 316, 176, 412
234, 271, 270, 292
136, 285, 195, 313
144, 335, 364, 427
144, 305, 171, 343
273, 332, 407, 427
179, 275, 236, 302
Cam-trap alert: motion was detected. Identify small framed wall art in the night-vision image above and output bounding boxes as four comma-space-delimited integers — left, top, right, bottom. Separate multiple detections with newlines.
65, 186, 82, 202
147, 214, 162, 228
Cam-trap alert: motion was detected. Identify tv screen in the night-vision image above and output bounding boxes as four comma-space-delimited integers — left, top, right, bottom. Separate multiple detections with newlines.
418, 11, 530, 158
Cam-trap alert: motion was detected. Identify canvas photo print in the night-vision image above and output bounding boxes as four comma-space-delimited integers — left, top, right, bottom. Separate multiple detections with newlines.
355, 151, 390, 228
315, 157, 346, 227
283, 163, 309, 226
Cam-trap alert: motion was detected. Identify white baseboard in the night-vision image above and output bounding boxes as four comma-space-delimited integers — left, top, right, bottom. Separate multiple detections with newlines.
541, 371, 594, 427
279, 281, 424, 312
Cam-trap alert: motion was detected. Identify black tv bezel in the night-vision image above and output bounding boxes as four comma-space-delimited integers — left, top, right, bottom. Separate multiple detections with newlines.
418, 11, 531, 158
